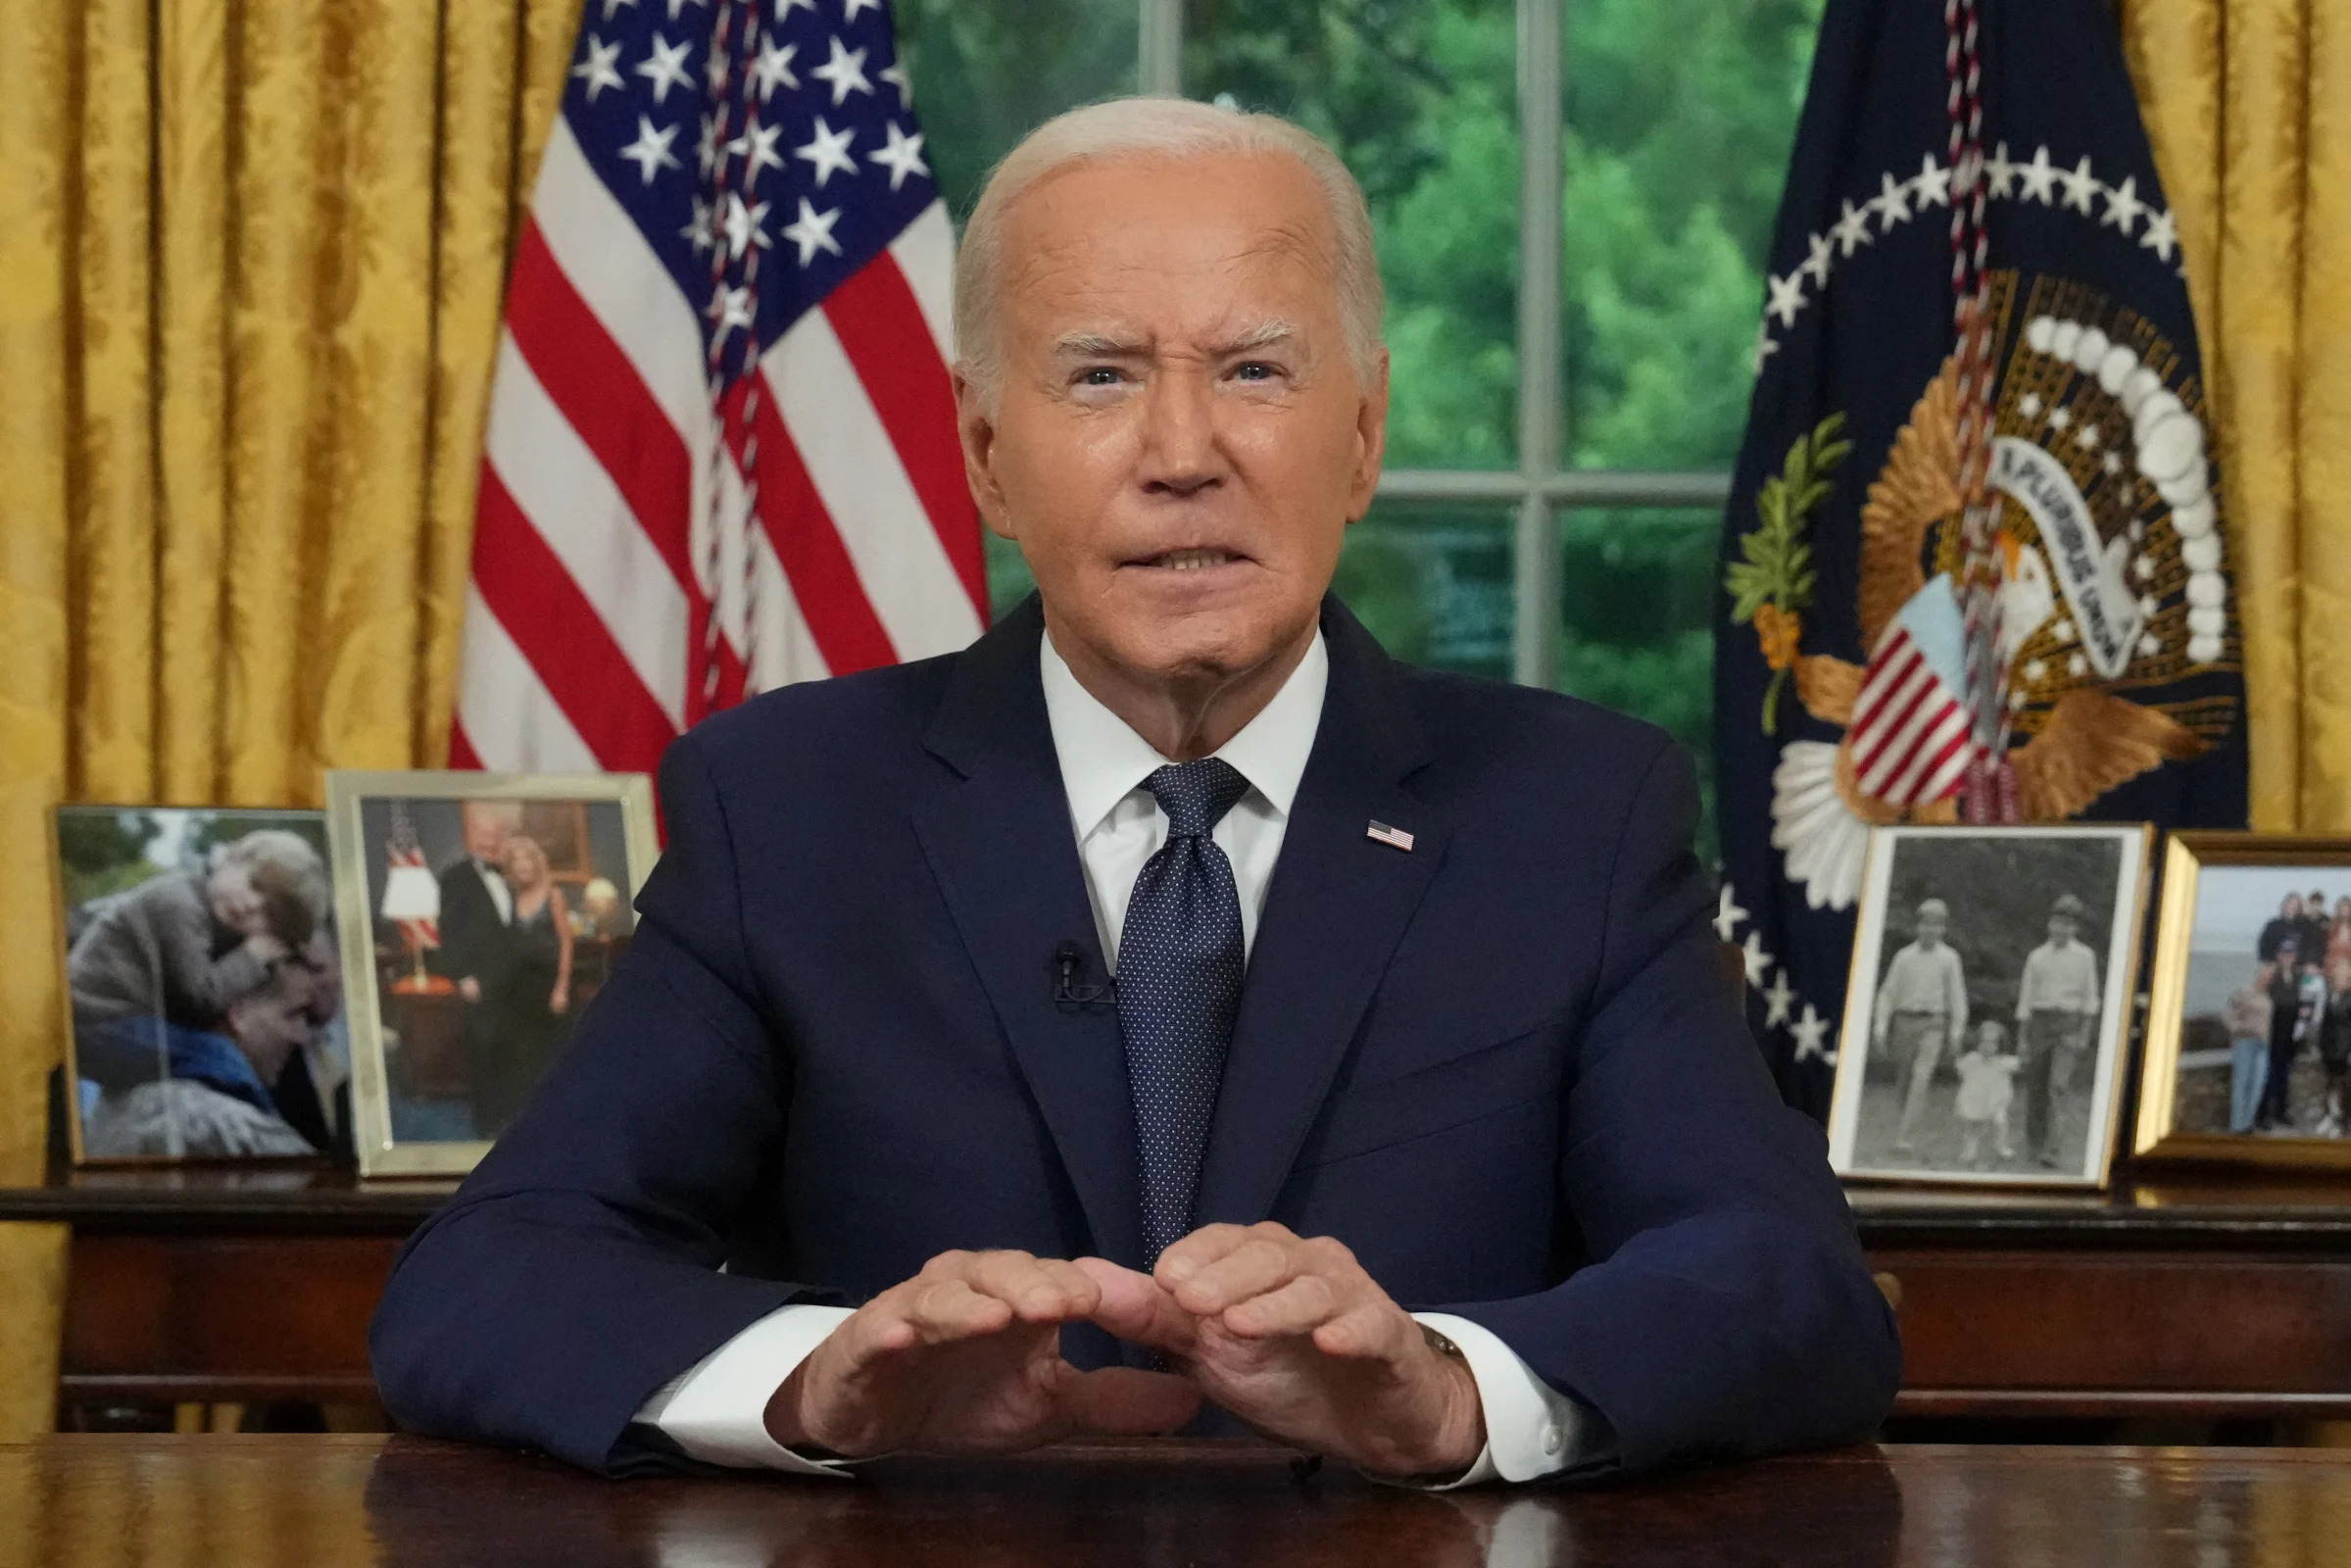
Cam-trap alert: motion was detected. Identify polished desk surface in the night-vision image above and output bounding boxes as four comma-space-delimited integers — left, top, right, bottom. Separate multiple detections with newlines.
7, 1437, 2351, 1566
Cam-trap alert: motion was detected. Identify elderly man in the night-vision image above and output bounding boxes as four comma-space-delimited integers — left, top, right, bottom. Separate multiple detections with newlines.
373, 97, 1896, 1484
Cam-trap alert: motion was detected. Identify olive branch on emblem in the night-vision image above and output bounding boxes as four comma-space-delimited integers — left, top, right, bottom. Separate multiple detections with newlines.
1726, 413, 1850, 735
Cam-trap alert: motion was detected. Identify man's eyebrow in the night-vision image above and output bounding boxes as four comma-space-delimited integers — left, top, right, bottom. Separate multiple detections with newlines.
1052, 332, 1150, 358
1217, 318, 1299, 355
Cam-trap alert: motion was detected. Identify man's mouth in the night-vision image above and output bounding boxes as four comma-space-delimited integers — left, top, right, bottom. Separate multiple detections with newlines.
1134, 548, 1244, 571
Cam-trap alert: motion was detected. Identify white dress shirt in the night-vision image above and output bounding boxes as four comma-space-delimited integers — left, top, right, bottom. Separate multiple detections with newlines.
635, 630, 1592, 1485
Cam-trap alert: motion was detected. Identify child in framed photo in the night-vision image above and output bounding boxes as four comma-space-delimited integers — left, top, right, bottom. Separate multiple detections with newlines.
2136, 835, 2351, 1167
1828, 824, 2152, 1188
54, 807, 348, 1163
327, 771, 657, 1177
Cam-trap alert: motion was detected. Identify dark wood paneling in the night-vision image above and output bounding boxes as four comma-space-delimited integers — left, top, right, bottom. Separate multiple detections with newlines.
60, 1235, 399, 1404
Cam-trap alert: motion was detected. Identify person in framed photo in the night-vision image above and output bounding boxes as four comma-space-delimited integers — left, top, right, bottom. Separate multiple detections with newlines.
2328, 899, 2351, 973
2259, 895, 2306, 965
1872, 897, 1969, 1154
473, 833, 576, 1133
2014, 893, 2102, 1168
2317, 958, 2351, 1138
2304, 892, 2331, 966
429, 803, 519, 1008
1952, 1020, 2020, 1167
2225, 965, 2277, 1135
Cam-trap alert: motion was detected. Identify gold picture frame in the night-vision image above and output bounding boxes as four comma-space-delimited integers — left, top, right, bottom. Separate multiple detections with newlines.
327, 770, 658, 1178
1827, 822, 2153, 1190
50, 805, 342, 1166
2132, 832, 2351, 1169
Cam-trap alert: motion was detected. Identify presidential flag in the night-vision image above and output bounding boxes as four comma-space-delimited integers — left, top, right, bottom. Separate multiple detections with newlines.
1714, 0, 2249, 1116
455, 0, 986, 774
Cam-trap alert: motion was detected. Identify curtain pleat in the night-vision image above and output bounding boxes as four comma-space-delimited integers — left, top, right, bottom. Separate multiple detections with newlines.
0, 0, 579, 1439
2122, 0, 2351, 832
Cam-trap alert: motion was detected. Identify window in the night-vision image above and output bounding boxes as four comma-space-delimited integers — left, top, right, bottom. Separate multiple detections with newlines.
896, 0, 1823, 839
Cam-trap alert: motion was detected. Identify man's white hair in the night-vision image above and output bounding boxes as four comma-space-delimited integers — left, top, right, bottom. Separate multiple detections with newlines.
953, 96, 1384, 410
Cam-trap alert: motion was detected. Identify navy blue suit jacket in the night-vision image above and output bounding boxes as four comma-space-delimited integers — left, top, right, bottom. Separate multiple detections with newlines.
371, 596, 1900, 1475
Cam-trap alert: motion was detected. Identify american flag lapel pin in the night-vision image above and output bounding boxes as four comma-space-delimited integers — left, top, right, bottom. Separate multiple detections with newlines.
1365, 820, 1415, 853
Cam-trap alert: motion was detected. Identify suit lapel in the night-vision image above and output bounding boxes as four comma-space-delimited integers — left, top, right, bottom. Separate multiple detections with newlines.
912, 600, 1145, 1269
1193, 602, 1449, 1230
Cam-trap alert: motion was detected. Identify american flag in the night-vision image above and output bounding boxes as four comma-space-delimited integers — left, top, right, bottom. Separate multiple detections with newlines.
454, 0, 986, 773
386, 802, 439, 950
1847, 576, 1973, 808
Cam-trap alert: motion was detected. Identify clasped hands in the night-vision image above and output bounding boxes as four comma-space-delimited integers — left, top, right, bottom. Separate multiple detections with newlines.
763, 1222, 1485, 1479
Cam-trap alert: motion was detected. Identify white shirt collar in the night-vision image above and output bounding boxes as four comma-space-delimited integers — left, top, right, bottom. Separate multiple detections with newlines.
1039, 627, 1328, 839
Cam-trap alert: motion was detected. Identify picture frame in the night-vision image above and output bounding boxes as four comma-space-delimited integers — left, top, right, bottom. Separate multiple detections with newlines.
326, 770, 658, 1177
1827, 822, 2153, 1189
2132, 833, 2351, 1170
51, 805, 346, 1166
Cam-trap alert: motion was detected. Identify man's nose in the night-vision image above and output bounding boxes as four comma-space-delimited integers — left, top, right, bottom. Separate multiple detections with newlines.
1137, 368, 1224, 498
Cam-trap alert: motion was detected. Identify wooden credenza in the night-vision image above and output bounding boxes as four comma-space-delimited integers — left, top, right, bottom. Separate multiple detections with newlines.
7, 1165, 2351, 1421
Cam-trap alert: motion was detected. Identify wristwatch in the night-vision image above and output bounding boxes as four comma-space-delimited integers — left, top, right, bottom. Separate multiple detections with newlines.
1388, 1322, 1479, 1488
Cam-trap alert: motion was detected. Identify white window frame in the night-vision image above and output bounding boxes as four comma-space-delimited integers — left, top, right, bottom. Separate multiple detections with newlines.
1140, 0, 1734, 687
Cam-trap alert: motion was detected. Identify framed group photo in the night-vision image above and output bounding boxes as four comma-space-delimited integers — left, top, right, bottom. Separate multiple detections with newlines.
1827, 823, 2153, 1189
326, 771, 657, 1176
2133, 834, 2351, 1169
52, 806, 347, 1164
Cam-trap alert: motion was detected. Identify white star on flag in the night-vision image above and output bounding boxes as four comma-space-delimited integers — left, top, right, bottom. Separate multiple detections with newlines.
1765, 270, 1806, 329
1763, 970, 1795, 1029
2101, 174, 2145, 233
1740, 931, 1772, 988
681, 196, 714, 254
868, 122, 928, 191
663, 0, 707, 19
1832, 199, 1874, 256
775, 0, 817, 16
602, 0, 639, 17
844, 0, 886, 19
1910, 152, 1952, 207
1985, 141, 2019, 198
2018, 145, 2059, 204
618, 117, 681, 184
811, 35, 873, 105
634, 32, 694, 103
880, 62, 911, 107
728, 117, 787, 178
781, 197, 843, 266
795, 117, 859, 186
1790, 1005, 1832, 1062
1872, 170, 1912, 228
709, 283, 755, 342
1800, 230, 1835, 287
571, 35, 624, 100
752, 38, 799, 100
2140, 208, 2180, 263
1713, 884, 1749, 943
2058, 155, 2099, 213
721, 193, 772, 259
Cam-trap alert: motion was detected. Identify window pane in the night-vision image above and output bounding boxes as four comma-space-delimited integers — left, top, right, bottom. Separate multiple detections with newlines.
1186, 0, 1520, 470
1335, 504, 1515, 679
891, 1, 1139, 221
1562, 0, 1823, 470
1556, 507, 1718, 852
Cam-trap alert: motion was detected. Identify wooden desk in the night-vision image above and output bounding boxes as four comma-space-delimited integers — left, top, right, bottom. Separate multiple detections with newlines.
8, 1436, 2351, 1565
8, 1165, 2351, 1422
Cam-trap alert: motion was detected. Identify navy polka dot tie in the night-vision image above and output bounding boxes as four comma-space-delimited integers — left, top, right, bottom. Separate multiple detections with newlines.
1117, 758, 1251, 1265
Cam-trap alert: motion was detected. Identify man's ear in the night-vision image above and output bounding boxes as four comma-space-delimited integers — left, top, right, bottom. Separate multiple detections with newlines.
953, 367, 1016, 541
1346, 345, 1392, 523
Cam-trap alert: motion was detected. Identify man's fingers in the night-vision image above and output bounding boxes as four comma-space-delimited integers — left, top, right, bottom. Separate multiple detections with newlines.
962, 1250, 1101, 1323
1050, 1365, 1201, 1437
1164, 1231, 1304, 1313
906, 1277, 1017, 1344
1310, 1300, 1411, 1361
1220, 1272, 1344, 1339
1151, 1223, 1257, 1289
1071, 1256, 1198, 1354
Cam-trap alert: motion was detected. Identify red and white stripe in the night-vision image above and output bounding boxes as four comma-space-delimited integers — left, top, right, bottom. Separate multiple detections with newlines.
1848, 628, 1973, 807
453, 120, 987, 776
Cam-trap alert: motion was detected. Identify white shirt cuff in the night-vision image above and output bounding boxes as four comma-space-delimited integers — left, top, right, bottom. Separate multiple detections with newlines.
631, 1303, 857, 1473
1405, 1312, 1597, 1488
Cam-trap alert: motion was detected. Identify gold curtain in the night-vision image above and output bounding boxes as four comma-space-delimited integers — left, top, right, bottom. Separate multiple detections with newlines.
0, 0, 578, 1437
2120, 0, 2351, 832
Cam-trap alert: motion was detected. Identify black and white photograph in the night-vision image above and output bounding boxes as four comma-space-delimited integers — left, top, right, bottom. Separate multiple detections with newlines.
326, 771, 657, 1176
2134, 835, 2351, 1170
1828, 824, 2151, 1188
53, 806, 348, 1164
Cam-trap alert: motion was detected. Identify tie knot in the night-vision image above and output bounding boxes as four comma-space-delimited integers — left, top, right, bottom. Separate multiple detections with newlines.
1145, 758, 1250, 839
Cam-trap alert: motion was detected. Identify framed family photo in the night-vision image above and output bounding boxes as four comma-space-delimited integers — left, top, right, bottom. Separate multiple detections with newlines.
2133, 834, 2351, 1170
1828, 823, 2153, 1189
326, 771, 658, 1177
52, 806, 347, 1165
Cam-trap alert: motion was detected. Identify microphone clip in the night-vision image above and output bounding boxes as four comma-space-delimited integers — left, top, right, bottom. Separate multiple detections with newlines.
1052, 941, 1117, 1011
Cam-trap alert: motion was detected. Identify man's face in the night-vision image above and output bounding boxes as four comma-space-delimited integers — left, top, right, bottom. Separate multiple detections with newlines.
2049, 914, 2079, 946
224, 988, 311, 1085
1916, 914, 1945, 949
462, 804, 509, 862
958, 151, 1389, 691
